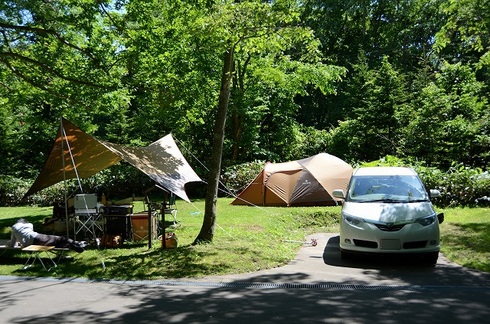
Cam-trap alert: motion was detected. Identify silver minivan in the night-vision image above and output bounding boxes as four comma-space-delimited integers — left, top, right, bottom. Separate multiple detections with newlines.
333, 167, 443, 264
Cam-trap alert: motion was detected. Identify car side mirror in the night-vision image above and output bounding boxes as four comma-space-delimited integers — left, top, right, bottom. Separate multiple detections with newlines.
437, 212, 444, 224
430, 189, 441, 198
332, 189, 345, 199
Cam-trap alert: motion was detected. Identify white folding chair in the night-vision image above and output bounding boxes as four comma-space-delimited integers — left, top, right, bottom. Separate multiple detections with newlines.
164, 194, 178, 226
73, 194, 102, 240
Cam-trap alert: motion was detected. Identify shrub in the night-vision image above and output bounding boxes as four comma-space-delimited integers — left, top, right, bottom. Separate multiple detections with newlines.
427, 164, 490, 207
222, 161, 266, 196
0, 176, 31, 206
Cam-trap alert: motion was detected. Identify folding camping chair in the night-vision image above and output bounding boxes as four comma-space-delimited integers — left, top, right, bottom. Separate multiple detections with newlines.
163, 193, 178, 226
73, 194, 103, 240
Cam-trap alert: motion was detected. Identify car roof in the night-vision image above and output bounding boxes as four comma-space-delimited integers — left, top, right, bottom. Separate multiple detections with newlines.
353, 167, 417, 176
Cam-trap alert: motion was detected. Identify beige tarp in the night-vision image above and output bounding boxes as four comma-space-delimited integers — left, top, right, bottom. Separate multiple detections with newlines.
24, 118, 201, 202
231, 153, 352, 206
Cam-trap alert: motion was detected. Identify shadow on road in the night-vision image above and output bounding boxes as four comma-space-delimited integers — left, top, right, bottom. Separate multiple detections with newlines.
322, 234, 490, 287
1, 235, 490, 323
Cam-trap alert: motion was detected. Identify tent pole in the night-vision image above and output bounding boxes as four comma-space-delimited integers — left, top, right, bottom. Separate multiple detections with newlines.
61, 117, 70, 239
145, 196, 152, 249
262, 168, 266, 206
61, 119, 105, 269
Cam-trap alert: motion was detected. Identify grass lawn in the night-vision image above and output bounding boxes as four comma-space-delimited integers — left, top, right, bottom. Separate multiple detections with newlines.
0, 198, 340, 280
439, 207, 490, 272
0, 199, 488, 279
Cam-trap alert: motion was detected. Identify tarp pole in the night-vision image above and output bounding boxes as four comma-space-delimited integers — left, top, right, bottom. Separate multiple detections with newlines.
145, 196, 152, 249
61, 119, 92, 239
61, 117, 70, 239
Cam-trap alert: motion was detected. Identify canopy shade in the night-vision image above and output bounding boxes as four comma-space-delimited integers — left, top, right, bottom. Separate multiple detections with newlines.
24, 118, 202, 202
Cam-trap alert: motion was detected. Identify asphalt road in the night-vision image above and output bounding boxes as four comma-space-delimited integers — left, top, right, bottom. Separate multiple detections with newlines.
1, 233, 489, 323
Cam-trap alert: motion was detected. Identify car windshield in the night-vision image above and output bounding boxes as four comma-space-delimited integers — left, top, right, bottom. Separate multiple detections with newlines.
346, 175, 428, 203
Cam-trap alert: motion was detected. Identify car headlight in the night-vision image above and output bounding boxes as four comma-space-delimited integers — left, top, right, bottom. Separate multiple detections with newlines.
415, 215, 436, 226
343, 214, 363, 226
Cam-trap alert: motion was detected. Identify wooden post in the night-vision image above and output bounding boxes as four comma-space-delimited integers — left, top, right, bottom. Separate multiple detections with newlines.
146, 196, 152, 249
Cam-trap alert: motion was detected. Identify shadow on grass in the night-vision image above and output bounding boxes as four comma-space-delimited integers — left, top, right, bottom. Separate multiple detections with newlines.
2, 243, 231, 280
0, 213, 236, 280
443, 222, 490, 252
107, 246, 230, 279
442, 222, 490, 272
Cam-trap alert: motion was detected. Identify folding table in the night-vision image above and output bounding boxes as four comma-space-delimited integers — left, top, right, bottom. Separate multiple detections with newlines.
22, 245, 57, 271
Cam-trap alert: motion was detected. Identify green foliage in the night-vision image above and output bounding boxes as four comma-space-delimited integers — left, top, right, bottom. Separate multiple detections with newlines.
398, 62, 489, 168
0, 176, 31, 206
1, 0, 490, 211
426, 164, 490, 207
222, 160, 266, 195
330, 56, 407, 162
297, 126, 334, 158
360, 155, 407, 167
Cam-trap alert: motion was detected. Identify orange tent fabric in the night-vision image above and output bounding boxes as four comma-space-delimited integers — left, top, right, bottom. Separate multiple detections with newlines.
231, 153, 352, 206
24, 118, 201, 202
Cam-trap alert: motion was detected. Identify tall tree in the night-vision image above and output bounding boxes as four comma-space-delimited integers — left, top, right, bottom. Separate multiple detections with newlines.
400, 62, 488, 168
0, 0, 130, 174
192, 0, 345, 243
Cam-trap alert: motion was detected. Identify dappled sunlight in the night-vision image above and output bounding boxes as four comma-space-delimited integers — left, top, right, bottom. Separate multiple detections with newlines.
2, 270, 490, 323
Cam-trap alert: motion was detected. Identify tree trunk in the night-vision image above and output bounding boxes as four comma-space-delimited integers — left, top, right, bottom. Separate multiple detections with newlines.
193, 46, 234, 244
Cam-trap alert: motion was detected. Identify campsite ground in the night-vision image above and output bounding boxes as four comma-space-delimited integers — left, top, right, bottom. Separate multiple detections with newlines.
0, 199, 341, 279
0, 200, 489, 279
1, 232, 490, 323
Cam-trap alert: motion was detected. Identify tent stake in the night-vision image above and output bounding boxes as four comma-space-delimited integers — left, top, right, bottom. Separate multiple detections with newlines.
284, 238, 318, 247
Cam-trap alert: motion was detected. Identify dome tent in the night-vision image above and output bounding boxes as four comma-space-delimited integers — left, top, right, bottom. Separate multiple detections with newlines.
231, 153, 352, 207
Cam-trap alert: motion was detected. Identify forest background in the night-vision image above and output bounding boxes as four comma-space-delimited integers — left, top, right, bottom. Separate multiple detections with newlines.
1, 0, 489, 209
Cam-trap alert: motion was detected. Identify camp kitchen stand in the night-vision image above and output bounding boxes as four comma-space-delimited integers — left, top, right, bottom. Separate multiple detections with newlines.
71, 194, 159, 245
103, 206, 157, 242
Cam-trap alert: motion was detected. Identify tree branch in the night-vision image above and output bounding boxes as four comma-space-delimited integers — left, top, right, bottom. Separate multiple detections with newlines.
1, 23, 97, 60
0, 56, 106, 109
0, 51, 116, 90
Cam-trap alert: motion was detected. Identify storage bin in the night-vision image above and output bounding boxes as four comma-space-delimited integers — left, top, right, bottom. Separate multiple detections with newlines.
131, 213, 156, 241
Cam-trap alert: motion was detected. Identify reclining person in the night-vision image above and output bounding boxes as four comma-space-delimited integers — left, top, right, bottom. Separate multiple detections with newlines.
6, 218, 85, 253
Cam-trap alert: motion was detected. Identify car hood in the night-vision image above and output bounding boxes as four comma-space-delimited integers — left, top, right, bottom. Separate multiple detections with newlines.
342, 201, 436, 223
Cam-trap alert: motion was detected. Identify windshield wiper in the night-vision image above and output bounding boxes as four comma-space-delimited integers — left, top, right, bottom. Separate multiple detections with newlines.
368, 198, 407, 203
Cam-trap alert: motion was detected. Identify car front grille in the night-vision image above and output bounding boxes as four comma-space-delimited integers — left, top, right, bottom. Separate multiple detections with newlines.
375, 224, 405, 232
